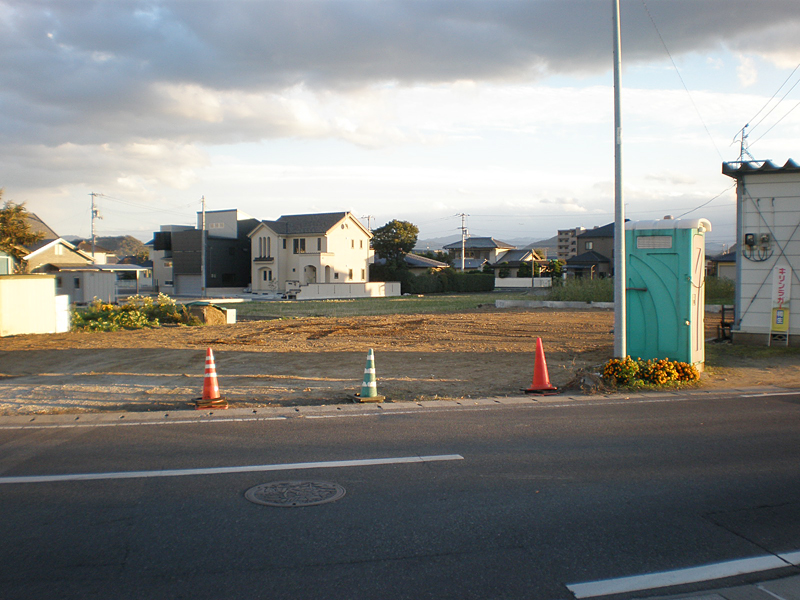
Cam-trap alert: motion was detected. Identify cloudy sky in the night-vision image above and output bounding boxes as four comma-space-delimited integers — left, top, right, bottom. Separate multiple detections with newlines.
2, 0, 800, 247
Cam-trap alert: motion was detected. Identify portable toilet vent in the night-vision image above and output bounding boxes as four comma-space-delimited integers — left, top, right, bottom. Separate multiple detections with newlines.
625, 218, 712, 370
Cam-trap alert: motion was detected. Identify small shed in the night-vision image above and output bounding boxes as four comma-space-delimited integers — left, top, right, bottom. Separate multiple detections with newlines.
722, 159, 800, 345
0, 275, 70, 336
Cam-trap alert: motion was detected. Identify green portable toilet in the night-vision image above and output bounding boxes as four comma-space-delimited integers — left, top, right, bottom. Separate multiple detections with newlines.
625, 217, 711, 369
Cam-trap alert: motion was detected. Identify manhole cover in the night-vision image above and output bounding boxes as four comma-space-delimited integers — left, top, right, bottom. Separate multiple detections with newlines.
245, 481, 346, 507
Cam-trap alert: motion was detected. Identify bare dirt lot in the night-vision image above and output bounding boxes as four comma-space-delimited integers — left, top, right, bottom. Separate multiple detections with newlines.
0, 307, 798, 415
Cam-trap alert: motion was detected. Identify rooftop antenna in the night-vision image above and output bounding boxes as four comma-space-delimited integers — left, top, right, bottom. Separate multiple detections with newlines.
362, 215, 374, 231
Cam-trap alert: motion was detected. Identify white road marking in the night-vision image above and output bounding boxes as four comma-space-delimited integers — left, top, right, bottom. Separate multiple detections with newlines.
778, 550, 800, 565
741, 391, 800, 398
0, 454, 464, 485
566, 554, 794, 598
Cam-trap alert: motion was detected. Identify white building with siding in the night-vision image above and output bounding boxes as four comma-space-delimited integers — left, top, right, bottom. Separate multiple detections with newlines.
723, 159, 800, 345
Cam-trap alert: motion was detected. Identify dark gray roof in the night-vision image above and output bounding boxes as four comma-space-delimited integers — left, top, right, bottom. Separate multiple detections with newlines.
578, 222, 616, 239
261, 212, 349, 235
24, 213, 59, 241
374, 253, 449, 269
709, 251, 736, 263
443, 237, 516, 250
722, 159, 800, 179
565, 250, 611, 265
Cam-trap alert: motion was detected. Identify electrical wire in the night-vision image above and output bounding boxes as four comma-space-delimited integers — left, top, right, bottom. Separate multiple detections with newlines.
640, 0, 724, 161
750, 97, 800, 147
746, 62, 800, 135
675, 184, 736, 218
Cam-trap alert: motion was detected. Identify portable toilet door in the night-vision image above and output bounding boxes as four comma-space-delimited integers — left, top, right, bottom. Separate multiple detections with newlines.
624, 218, 711, 369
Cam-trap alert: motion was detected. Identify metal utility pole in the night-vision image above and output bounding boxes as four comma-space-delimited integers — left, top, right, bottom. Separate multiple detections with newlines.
362, 215, 375, 231
457, 213, 468, 271
612, 0, 627, 358
200, 195, 207, 298
89, 192, 100, 261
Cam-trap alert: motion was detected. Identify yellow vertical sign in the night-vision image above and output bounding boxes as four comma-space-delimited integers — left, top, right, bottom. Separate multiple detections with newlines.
771, 263, 791, 333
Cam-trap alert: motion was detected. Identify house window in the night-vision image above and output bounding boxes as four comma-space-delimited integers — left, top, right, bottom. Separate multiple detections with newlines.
585, 241, 594, 250
351, 240, 354, 249
348, 269, 353, 280
55, 276, 62, 287
262, 269, 273, 282
361, 269, 365, 280
282, 239, 287, 249
317, 238, 322, 251
164, 260, 172, 268
293, 238, 306, 254
334, 273, 339, 280
74, 277, 81, 289
360, 240, 363, 249
267, 237, 271, 256
55, 245, 63, 256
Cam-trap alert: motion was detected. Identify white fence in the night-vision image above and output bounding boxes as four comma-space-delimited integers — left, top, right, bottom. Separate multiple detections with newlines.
295, 282, 401, 300
494, 277, 552, 289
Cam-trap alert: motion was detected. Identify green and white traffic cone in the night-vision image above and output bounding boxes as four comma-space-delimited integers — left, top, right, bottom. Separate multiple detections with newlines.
356, 348, 384, 403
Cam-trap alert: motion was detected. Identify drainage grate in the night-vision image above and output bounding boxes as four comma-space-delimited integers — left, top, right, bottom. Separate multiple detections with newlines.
245, 481, 346, 507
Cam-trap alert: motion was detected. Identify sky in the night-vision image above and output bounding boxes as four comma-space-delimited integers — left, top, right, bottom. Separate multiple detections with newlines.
2, 0, 800, 249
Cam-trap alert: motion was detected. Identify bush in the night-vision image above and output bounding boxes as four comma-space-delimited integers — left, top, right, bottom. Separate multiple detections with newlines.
369, 265, 494, 294
72, 294, 200, 331
602, 356, 700, 387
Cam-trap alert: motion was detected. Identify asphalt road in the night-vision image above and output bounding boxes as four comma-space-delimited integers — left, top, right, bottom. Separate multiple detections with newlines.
1, 392, 799, 600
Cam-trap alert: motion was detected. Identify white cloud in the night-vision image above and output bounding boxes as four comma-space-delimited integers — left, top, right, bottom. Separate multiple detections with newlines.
736, 54, 759, 87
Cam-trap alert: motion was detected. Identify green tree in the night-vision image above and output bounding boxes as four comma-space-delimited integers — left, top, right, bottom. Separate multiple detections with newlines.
517, 261, 532, 277
0, 192, 44, 270
371, 219, 419, 268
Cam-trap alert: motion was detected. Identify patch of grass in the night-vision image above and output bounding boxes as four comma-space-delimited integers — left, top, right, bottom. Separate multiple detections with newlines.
218, 291, 531, 319
545, 278, 614, 303
705, 277, 735, 305
705, 342, 800, 364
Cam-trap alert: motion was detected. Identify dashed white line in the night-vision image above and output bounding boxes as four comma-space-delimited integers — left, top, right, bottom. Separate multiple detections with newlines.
0, 454, 464, 485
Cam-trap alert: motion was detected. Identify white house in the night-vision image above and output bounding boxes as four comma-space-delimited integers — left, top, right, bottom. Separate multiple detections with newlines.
722, 159, 800, 345
249, 212, 395, 299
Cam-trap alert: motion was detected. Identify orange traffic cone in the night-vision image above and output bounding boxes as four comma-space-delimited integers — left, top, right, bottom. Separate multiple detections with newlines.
194, 348, 228, 409
524, 338, 558, 394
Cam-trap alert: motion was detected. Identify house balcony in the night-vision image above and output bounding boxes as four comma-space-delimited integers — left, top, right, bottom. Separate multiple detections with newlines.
254, 256, 274, 263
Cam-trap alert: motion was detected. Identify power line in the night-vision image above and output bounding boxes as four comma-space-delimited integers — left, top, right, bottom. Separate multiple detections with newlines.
750, 97, 800, 147
746, 62, 800, 135
640, 0, 723, 161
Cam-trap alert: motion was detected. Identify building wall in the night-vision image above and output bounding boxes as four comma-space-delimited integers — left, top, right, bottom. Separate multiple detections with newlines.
196, 209, 248, 240
557, 227, 585, 260
735, 171, 800, 343
56, 271, 117, 303
250, 214, 371, 294
578, 234, 614, 259
27, 241, 91, 272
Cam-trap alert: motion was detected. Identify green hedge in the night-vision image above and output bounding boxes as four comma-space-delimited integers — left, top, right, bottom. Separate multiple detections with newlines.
370, 265, 494, 294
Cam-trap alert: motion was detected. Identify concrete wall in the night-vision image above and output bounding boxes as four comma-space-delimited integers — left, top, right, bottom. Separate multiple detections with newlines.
295, 282, 400, 300
0, 275, 67, 336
